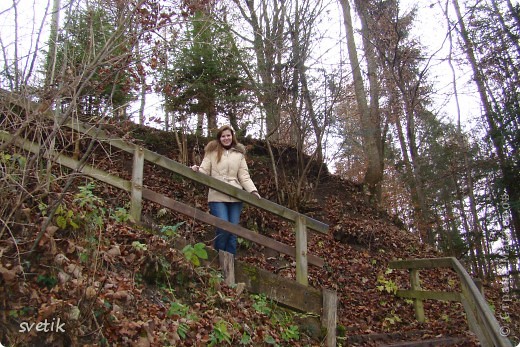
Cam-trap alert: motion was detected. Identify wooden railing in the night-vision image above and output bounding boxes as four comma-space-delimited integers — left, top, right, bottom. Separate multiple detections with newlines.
0, 124, 328, 280
1, 88, 336, 344
389, 257, 513, 347
0, 88, 329, 284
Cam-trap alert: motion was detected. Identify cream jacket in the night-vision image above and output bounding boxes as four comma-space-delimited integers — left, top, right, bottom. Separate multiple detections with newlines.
199, 140, 258, 202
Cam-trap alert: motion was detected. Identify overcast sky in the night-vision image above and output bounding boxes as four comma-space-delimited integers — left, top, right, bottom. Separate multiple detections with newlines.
1, 0, 510, 129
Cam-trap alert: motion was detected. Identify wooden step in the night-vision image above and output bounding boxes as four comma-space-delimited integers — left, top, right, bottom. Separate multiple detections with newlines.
381, 336, 467, 347
346, 331, 468, 347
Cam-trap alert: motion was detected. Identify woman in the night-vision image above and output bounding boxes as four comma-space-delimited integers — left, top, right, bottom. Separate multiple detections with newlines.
191, 125, 260, 255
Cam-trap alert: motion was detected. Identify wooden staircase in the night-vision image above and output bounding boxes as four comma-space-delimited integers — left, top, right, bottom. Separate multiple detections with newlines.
1, 88, 515, 347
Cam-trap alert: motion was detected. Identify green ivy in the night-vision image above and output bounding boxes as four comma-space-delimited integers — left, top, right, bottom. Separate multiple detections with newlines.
160, 222, 185, 239
182, 242, 208, 266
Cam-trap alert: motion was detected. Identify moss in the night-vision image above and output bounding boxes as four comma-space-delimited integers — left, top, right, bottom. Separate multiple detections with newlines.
241, 264, 259, 281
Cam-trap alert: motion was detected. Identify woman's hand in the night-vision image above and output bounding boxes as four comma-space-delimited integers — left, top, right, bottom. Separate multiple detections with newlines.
252, 191, 261, 199
191, 165, 199, 172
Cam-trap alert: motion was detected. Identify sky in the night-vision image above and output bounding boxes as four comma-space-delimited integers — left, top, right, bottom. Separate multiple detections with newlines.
0, 0, 502, 130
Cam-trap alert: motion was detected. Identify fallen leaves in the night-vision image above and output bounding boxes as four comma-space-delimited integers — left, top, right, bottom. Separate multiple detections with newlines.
0, 264, 21, 284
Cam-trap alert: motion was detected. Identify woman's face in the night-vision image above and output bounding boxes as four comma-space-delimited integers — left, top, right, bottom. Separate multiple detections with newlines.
220, 129, 233, 147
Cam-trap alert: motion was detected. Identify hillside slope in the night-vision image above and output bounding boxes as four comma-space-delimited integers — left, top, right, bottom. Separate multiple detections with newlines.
124, 122, 520, 345
1, 120, 518, 346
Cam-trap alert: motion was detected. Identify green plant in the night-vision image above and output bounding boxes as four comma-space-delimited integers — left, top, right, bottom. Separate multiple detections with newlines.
182, 242, 208, 266
209, 319, 231, 346
110, 207, 130, 223
281, 325, 300, 341
237, 237, 252, 249
251, 294, 272, 315
73, 182, 106, 231
0, 152, 26, 170
55, 204, 80, 230
8, 307, 32, 318
383, 311, 402, 330
263, 335, 277, 345
239, 332, 251, 345
167, 301, 189, 317
38, 201, 48, 216
177, 322, 189, 339
160, 222, 185, 239
37, 274, 58, 289
376, 274, 398, 294
132, 241, 148, 251
79, 251, 90, 263
208, 269, 223, 292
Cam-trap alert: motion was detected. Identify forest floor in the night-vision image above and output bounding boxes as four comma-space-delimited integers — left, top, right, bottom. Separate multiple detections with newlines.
0, 120, 518, 346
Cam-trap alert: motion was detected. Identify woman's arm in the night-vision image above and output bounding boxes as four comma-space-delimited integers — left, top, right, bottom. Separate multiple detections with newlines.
237, 156, 260, 198
192, 154, 211, 175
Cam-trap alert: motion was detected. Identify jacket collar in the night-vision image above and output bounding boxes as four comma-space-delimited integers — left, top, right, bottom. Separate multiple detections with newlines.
204, 140, 245, 154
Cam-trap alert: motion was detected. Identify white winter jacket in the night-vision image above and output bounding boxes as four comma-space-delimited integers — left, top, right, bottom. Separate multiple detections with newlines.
199, 140, 258, 202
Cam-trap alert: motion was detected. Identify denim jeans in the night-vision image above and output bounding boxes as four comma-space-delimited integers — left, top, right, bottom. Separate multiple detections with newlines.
209, 201, 243, 255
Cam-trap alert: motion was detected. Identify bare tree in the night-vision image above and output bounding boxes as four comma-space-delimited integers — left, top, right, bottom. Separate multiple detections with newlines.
232, 0, 287, 142
338, 0, 384, 203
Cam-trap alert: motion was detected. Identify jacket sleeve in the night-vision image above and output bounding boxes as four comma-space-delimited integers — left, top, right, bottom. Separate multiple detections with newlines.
199, 153, 212, 176
237, 156, 257, 193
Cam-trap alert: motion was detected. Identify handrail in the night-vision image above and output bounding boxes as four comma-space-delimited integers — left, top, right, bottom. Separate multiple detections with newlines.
63, 117, 328, 234
0, 130, 325, 269
1, 89, 329, 286
389, 257, 513, 347
0, 86, 327, 234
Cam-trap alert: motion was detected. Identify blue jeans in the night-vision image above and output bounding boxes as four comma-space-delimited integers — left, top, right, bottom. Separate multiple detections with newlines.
209, 202, 243, 255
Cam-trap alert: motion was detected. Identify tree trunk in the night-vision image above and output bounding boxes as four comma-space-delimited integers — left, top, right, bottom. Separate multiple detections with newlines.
137, 39, 146, 126
45, 0, 61, 89
239, 0, 286, 141
395, 115, 431, 244
339, 0, 383, 203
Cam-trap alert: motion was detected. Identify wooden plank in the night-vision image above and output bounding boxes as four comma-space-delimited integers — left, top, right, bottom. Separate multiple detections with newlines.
295, 215, 308, 286
235, 261, 323, 315
130, 145, 144, 222
322, 289, 338, 347
389, 258, 455, 270
396, 290, 461, 302
141, 148, 329, 234
219, 251, 235, 286
142, 188, 325, 268
381, 337, 467, 346
0, 131, 131, 192
171, 237, 323, 316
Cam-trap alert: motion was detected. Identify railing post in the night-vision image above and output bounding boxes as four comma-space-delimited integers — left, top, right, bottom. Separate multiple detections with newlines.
410, 269, 425, 323
322, 289, 337, 347
130, 145, 144, 222
295, 215, 308, 286
219, 251, 235, 286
